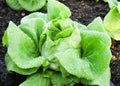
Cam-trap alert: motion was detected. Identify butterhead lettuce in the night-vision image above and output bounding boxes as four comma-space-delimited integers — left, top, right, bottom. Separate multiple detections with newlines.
3, 0, 112, 86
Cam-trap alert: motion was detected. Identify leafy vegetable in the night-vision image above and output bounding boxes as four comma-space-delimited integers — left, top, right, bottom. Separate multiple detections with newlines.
18, 0, 46, 11
93, 0, 120, 40
20, 72, 51, 86
6, 0, 23, 10
3, 0, 112, 86
6, 0, 47, 11
104, 6, 120, 40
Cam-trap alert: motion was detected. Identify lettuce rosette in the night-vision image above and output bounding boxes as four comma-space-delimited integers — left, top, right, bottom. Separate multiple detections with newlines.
2, 0, 112, 86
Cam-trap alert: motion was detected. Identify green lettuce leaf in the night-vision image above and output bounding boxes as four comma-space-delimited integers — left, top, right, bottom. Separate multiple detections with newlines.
6, 0, 23, 10
108, 0, 118, 8
19, 12, 46, 53
117, 2, 120, 13
47, 0, 71, 21
104, 7, 120, 40
6, 22, 45, 69
20, 72, 51, 86
81, 68, 110, 86
2, 31, 8, 46
76, 22, 87, 30
50, 72, 79, 86
20, 12, 47, 51
18, 0, 46, 11
80, 30, 111, 79
87, 17, 106, 32
20, 12, 47, 23
5, 54, 38, 75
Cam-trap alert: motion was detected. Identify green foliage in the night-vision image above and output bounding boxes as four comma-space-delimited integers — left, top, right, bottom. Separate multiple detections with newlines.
104, 7, 120, 40
20, 72, 51, 86
6, 0, 47, 11
6, 0, 23, 10
107, 0, 118, 8
3, 0, 112, 86
103, 0, 120, 40
92, 0, 120, 40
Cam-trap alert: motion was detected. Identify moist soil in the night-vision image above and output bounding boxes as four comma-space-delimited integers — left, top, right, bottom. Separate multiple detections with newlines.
0, 0, 120, 86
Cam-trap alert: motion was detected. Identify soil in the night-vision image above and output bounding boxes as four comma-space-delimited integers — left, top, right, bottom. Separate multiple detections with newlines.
0, 0, 120, 86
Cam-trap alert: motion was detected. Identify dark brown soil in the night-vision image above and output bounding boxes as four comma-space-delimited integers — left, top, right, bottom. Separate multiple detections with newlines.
0, 0, 119, 86
61, 0, 109, 25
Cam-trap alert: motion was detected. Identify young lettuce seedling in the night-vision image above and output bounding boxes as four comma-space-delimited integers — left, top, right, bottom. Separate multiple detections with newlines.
3, 0, 112, 86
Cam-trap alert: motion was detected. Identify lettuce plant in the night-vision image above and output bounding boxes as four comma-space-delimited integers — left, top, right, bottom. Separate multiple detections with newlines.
91, 0, 120, 40
103, 0, 120, 40
6, 0, 47, 11
3, 0, 112, 86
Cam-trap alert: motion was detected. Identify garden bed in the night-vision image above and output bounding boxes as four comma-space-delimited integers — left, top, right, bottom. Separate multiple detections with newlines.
0, 0, 120, 86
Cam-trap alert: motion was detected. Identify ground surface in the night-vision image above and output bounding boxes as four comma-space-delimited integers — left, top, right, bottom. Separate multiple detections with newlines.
0, 0, 120, 86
